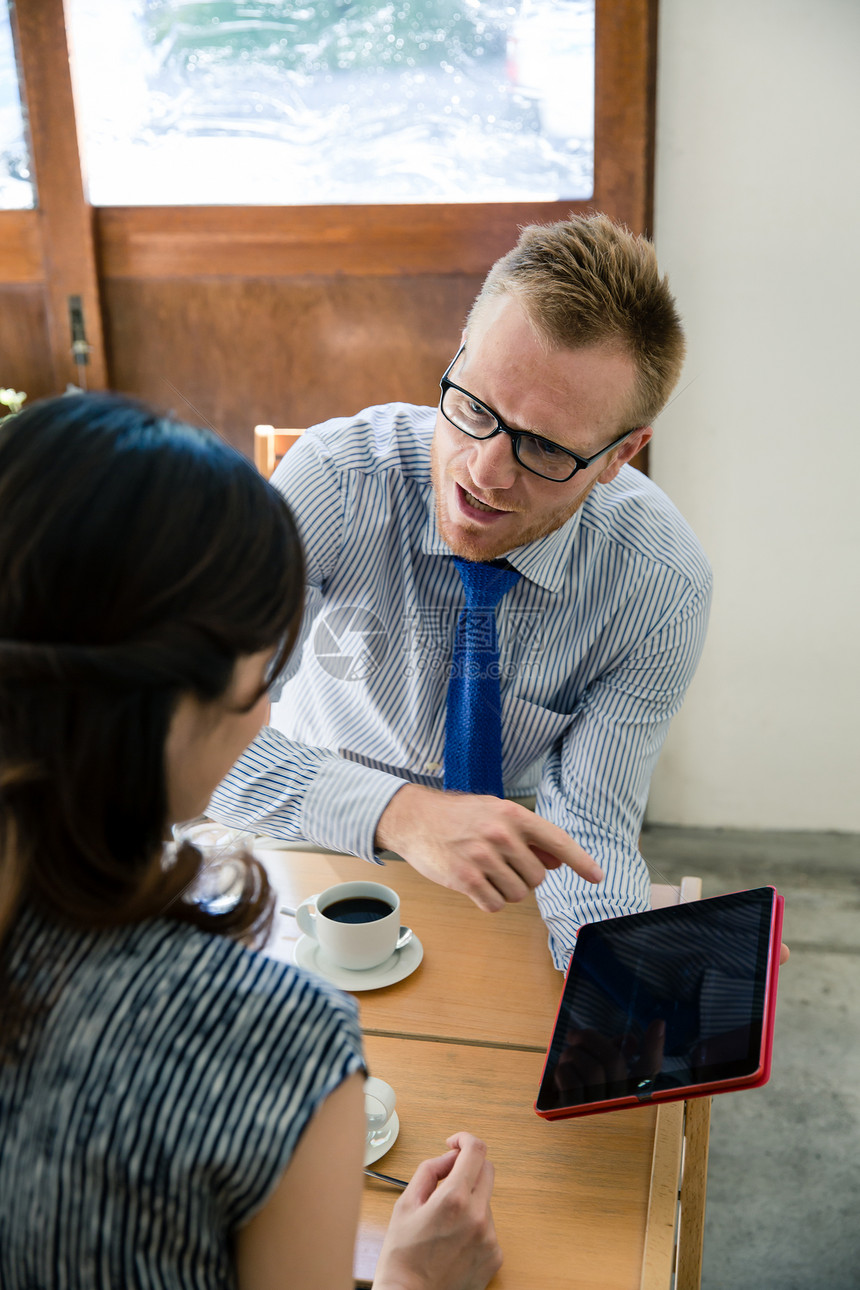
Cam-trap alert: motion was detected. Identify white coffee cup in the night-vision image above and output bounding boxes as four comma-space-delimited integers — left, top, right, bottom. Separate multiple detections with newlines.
296, 880, 401, 971
365, 1076, 397, 1152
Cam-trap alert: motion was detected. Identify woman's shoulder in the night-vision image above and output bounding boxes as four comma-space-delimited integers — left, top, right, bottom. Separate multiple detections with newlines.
110, 920, 367, 1224
121, 916, 363, 1051
3, 912, 367, 1253
17, 909, 363, 1077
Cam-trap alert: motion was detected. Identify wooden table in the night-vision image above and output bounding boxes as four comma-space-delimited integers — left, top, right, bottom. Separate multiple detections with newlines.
260, 849, 709, 1290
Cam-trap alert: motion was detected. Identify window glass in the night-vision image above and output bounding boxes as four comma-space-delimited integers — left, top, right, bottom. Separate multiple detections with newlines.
0, 0, 34, 209
66, 0, 593, 205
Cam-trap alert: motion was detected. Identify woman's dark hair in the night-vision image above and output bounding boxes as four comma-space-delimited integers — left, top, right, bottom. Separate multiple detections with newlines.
0, 393, 304, 1044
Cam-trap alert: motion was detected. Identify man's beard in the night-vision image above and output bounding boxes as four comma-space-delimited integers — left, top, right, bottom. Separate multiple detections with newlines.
431, 442, 595, 562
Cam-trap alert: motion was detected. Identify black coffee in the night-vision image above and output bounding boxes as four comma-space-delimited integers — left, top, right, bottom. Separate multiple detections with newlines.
323, 896, 393, 924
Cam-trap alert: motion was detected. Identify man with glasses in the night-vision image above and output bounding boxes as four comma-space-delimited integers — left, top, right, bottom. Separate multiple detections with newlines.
210, 214, 712, 968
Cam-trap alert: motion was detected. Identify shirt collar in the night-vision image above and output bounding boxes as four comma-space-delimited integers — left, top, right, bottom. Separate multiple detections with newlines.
420, 488, 583, 593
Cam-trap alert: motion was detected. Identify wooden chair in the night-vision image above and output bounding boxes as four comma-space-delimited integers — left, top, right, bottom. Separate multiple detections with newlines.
253, 425, 304, 479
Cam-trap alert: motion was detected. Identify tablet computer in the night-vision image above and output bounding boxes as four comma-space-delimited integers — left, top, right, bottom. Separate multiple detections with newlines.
535, 886, 784, 1120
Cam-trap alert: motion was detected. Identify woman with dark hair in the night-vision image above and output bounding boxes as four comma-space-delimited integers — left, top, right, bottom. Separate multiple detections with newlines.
0, 394, 501, 1290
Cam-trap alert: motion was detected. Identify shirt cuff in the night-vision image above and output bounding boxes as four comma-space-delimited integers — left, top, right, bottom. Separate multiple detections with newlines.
301, 757, 408, 862
535, 868, 652, 971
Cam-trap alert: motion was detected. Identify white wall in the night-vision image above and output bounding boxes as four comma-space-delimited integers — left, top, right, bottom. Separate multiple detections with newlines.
647, 0, 860, 831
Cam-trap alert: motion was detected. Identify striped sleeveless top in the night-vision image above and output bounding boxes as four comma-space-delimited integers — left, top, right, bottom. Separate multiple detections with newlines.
0, 909, 365, 1288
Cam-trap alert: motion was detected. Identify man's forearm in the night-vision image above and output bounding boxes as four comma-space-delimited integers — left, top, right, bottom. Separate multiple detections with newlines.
207, 725, 404, 860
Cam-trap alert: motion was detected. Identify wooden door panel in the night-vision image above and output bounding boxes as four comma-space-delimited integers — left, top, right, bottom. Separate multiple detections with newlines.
102, 274, 482, 455
0, 285, 54, 403
0, 212, 42, 284
96, 203, 578, 281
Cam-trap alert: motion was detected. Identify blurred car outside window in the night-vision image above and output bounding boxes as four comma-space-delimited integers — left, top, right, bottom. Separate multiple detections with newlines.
505, 0, 593, 143
64, 0, 595, 205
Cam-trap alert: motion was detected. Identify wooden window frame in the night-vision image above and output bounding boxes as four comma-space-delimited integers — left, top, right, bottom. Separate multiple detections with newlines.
3, 0, 657, 392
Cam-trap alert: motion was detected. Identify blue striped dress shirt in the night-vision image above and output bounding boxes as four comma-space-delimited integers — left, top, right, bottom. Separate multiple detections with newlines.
209, 403, 712, 968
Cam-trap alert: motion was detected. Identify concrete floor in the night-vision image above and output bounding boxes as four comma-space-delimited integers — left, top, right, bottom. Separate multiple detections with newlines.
639, 826, 860, 1290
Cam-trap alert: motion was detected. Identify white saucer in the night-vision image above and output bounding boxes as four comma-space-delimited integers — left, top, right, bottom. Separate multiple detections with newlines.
294, 934, 423, 991
364, 1111, 400, 1166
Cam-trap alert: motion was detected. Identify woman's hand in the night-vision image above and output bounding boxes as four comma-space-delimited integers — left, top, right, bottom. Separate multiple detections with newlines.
373, 1133, 503, 1290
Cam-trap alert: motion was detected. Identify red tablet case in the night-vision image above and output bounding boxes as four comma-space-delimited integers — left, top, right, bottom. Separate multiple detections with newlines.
535, 887, 784, 1120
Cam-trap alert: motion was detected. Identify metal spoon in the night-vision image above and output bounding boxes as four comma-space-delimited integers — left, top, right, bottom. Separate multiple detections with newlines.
279, 907, 413, 951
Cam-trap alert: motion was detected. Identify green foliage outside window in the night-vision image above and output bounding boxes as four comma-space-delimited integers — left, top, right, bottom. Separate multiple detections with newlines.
144, 0, 506, 75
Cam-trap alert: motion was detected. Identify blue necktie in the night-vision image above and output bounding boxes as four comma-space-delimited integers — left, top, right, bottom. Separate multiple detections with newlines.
444, 557, 521, 797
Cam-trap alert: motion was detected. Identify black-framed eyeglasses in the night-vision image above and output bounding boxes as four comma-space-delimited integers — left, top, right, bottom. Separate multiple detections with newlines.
439, 345, 640, 483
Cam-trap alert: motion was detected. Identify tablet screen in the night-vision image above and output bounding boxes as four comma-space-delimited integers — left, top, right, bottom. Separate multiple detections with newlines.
536, 887, 776, 1113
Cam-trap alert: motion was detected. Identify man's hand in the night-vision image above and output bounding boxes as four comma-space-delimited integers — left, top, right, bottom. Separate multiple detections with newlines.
375, 784, 603, 912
